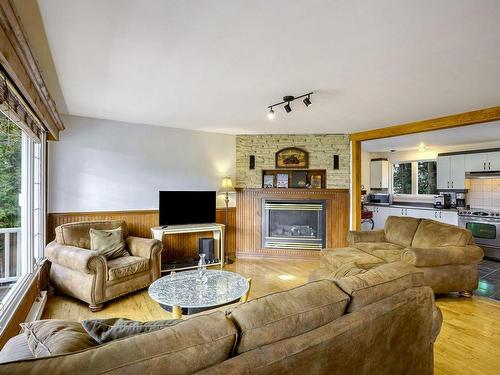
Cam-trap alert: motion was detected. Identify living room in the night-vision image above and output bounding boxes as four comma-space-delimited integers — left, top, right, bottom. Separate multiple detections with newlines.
0, 1, 499, 374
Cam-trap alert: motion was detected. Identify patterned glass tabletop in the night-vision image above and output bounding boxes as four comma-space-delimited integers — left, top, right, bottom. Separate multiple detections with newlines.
148, 270, 249, 309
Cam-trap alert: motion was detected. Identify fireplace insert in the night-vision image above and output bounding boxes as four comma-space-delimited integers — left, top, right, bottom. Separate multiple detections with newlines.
262, 200, 326, 250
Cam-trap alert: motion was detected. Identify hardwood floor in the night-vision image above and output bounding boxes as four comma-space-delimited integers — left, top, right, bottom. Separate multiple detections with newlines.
42, 259, 500, 375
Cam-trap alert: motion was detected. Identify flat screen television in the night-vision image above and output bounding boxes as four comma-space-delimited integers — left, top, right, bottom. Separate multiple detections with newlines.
159, 191, 216, 226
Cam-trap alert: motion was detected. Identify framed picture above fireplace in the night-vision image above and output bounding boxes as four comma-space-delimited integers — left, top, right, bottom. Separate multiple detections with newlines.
275, 147, 308, 168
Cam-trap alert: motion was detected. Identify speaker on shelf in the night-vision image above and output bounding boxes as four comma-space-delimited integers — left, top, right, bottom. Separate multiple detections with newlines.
333, 154, 339, 170
199, 237, 214, 262
249, 155, 255, 170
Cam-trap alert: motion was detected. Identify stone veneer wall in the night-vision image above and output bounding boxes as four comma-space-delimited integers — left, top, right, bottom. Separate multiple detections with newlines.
236, 134, 350, 189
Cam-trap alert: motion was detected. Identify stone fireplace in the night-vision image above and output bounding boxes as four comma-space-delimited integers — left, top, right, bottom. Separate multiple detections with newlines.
262, 200, 326, 250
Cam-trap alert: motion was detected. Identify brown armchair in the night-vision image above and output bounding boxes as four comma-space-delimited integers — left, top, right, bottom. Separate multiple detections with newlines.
46, 220, 162, 311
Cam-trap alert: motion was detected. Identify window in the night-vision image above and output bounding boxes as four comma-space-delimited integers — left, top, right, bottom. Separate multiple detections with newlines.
392, 162, 412, 194
418, 161, 437, 195
0, 108, 45, 325
391, 161, 437, 196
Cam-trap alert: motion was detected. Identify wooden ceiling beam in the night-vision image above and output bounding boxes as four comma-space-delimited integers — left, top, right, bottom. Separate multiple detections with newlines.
350, 106, 500, 142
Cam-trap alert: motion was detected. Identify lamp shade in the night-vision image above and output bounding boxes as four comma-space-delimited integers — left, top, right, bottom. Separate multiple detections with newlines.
219, 176, 235, 193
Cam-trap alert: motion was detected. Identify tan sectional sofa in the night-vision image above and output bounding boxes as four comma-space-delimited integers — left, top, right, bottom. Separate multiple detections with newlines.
0, 262, 441, 375
310, 216, 484, 296
46, 220, 163, 311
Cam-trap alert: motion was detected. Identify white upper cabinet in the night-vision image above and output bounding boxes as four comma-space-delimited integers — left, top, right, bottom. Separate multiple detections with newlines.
465, 151, 500, 172
437, 155, 465, 189
437, 156, 450, 190
465, 153, 489, 172
487, 151, 500, 170
370, 160, 389, 189
449, 155, 465, 189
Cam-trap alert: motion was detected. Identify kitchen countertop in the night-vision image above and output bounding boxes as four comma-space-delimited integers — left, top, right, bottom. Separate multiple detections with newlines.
365, 201, 459, 212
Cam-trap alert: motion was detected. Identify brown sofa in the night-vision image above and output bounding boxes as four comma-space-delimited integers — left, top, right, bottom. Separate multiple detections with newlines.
0, 262, 441, 374
310, 216, 484, 296
46, 220, 163, 311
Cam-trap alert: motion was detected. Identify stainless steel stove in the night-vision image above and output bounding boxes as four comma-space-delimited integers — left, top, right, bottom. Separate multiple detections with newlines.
458, 209, 500, 260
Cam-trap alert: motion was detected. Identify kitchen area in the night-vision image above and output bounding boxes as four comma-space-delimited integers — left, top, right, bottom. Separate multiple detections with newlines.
361, 123, 500, 265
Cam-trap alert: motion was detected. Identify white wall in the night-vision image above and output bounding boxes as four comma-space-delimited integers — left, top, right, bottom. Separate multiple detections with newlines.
49, 115, 236, 212
361, 151, 371, 192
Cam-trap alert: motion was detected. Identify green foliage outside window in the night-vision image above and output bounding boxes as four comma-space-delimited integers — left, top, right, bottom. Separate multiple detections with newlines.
418, 161, 437, 195
0, 113, 22, 228
393, 163, 412, 194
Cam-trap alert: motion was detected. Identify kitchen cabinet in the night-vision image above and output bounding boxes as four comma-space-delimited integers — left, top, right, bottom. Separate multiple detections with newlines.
365, 204, 458, 230
370, 160, 389, 189
465, 151, 500, 172
437, 155, 465, 190
365, 205, 392, 230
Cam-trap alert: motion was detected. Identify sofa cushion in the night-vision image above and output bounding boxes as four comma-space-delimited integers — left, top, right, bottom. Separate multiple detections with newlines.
82, 318, 183, 344
90, 227, 128, 259
21, 320, 98, 358
0, 334, 34, 363
55, 220, 129, 249
384, 216, 421, 248
334, 261, 424, 312
353, 242, 405, 262
0, 312, 237, 374
411, 219, 472, 248
227, 279, 349, 354
402, 245, 484, 267
107, 255, 150, 280
321, 247, 386, 274
309, 266, 367, 282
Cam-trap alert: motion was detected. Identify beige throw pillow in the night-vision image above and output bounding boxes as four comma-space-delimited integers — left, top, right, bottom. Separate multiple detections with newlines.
82, 318, 183, 344
21, 320, 98, 358
89, 227, 128, 259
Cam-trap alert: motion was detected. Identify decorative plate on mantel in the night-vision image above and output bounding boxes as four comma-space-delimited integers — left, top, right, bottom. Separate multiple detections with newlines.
275, 147, 309, 168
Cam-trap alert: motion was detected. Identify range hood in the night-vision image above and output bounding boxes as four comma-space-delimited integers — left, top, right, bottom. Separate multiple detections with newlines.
465, 171, 500, 179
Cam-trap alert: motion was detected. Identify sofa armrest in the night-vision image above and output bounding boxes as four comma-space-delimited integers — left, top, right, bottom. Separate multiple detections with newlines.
347, 230, 386, 245
402, 245, 484, 267
125, 236, 163, 259
45, 241, 106, 274
431, 304, 443, 343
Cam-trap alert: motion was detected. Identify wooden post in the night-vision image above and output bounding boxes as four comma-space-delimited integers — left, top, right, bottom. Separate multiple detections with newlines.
172, 305, 182, 319
351, 140, 361, 230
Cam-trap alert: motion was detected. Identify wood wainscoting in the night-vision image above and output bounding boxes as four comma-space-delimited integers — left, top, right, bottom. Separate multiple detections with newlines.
236, 188, 350, 259
47, 208, 236, 259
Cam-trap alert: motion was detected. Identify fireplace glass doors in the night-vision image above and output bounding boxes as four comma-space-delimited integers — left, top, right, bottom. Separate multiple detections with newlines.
262, 200, 326, 250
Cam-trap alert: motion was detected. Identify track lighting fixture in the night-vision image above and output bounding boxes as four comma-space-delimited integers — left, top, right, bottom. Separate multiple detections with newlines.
267, 107, 275, 119
303, 95, 312, 107
267, 92, 313, 119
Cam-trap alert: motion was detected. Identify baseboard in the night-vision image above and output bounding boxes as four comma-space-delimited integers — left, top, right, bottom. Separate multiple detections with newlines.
236, 251, 320, 260
25, 291, 47, 322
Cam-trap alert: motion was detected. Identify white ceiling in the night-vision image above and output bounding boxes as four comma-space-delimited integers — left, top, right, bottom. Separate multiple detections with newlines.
36, 0, 500, 134
362, 120, 500, 152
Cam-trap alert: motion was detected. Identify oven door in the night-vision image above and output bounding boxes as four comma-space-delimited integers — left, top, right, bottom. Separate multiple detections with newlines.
458, 216, 500, 247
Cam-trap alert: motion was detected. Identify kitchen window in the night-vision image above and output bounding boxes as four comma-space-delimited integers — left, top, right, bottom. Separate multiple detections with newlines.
392, 161, 437, 196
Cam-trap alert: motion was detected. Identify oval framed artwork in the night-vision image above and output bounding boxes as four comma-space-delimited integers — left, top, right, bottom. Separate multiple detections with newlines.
275, 147, 309, 168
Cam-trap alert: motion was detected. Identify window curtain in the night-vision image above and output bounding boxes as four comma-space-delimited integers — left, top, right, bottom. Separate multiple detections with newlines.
0, 70, 43, 142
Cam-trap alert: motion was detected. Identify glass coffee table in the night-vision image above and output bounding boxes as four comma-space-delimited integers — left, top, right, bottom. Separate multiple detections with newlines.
148, 270, 250, 318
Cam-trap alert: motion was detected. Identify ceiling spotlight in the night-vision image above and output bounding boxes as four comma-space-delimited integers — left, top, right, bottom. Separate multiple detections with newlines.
267, 107, 275, 119
266, 91, 313, 118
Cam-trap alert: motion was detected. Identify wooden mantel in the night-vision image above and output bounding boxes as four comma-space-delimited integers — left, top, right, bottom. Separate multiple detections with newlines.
236, 188, 350, 259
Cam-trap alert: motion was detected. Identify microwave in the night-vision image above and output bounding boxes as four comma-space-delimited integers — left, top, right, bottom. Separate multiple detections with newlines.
368, 193, 391, 205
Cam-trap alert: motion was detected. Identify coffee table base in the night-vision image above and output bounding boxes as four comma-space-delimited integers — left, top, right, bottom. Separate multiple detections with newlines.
159, 300, 240, 318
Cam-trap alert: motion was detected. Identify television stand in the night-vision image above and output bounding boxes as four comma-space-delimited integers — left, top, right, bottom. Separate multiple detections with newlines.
151, 223, 225, 273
